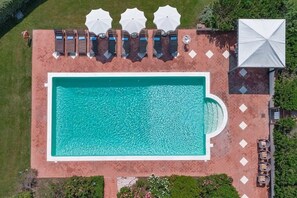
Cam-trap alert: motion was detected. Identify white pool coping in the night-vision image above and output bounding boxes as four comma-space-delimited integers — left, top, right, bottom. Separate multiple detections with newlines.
47, 72, 228, 161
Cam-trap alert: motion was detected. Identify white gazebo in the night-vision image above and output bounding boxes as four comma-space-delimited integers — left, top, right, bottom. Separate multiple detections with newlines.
238, 19, 285, 68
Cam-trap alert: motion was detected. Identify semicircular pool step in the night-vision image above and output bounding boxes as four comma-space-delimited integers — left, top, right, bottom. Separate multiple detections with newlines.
204, 98, 223, 134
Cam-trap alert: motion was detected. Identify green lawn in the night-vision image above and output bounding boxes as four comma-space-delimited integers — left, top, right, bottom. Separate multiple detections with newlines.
0, 0, 211, 196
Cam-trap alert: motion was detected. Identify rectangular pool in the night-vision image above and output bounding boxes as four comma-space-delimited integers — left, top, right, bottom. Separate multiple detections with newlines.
47, 72, 219, 161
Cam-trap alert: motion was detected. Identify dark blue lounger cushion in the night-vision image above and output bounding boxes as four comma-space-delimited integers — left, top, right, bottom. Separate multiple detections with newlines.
90, 36, 97, 41
79, 36, 85, 40
109, 37, 116, 41
170, 36, 177, 40
67, 36, 74, 40
140, 37, 147, 41
56, 35, 63, 40
122, 37, 128, 41
154, 37, 160, 41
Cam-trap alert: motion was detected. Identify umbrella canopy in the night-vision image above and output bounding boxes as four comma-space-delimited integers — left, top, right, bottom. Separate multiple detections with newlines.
238, 19, 285, 68
85, 8, 112, 35
153, 5, 181, 32
119, 8, 147, 34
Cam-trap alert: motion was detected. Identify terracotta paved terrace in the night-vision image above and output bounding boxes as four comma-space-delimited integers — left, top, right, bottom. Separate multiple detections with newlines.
31, 30, 270, 197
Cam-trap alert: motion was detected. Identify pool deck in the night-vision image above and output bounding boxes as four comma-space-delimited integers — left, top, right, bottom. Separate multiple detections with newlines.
31, 29, 270, 198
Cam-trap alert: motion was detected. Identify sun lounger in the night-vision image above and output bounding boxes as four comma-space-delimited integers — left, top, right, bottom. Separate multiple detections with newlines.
169, 31, 178, 57
153, 30, 163, 58
54, 29, 65, 55
104, 30, 117, 59
121, 31, 130, 58
108, 30, 117, 56
65, 30, 76, 56
88, 32, 98, 57
77, 30, 87, 55
137, 29, 148, 59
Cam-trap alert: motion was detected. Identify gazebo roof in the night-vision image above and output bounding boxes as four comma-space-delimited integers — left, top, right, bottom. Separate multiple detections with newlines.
238, 19, 286, 68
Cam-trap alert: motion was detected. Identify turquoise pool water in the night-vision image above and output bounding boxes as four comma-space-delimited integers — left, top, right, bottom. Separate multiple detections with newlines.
51, 76, 217, 157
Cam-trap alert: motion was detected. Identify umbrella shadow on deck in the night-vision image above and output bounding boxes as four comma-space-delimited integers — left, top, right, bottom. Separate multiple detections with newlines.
125, 37, 143, 62
95, 36, 115, 63
158, 35, 174, 62
152, 30, 174, 62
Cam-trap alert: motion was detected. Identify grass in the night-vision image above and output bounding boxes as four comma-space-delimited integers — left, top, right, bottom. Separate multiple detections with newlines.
0, 0, 211, 196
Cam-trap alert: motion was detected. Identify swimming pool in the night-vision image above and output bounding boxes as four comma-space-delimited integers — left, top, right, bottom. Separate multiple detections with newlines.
47, 72, 227, 161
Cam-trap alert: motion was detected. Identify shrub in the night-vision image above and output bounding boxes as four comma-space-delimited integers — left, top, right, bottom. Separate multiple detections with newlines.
45, 176, 104, 198
168, 175, 200, 198
117, 178, 150, 198
117, 187, 133, 198
275, 118, 296, 134
20, 169, 38, 192
118, 174, 239, 198
196, 174, 239, 198
274, 129, 297, 197
0, 0, 29, 24
147, 174, 170, 198
274, 77, 297, 110
13, 191, 33, 198
63, 176, 104, 198
199, 0, 286, 31
283, 0, 297, 74
135, 178, 149, 189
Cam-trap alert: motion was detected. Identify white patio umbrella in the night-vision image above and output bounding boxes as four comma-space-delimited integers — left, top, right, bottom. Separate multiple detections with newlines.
153, 5, 181, 32
119, 8, 147, 34
85, 8, 112, 35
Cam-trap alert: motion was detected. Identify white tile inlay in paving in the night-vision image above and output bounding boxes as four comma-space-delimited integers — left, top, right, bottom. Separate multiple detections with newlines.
239, 104, 248, 112
240, 176, 249, 184
239, 86, 247, 94
222, 50, 230, 59
205, 50, 214, 59
241, 194, 249, 198
239, 68, 248, 77
239, 139, 248, 148
188, 50, 197, 58
240, 157, 248, 166
239, 121, 247, 130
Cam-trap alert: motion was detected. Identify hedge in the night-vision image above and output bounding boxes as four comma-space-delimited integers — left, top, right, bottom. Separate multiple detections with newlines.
199, 0, 287, 31
42, 176, 104, 198
168, 175, 200, 198
117, 174, 239, 198
274, 77, 297, 110
0, 0, 30, 24
274, 120, 297, 197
